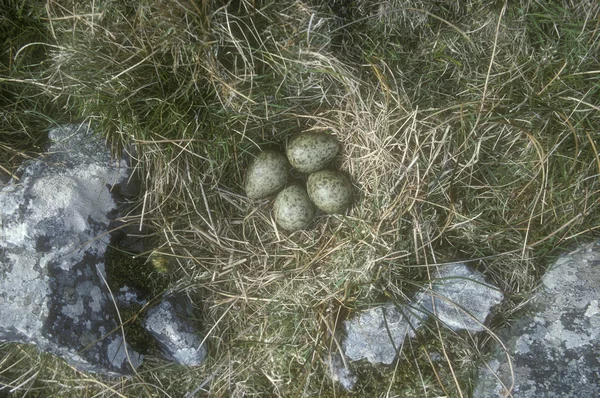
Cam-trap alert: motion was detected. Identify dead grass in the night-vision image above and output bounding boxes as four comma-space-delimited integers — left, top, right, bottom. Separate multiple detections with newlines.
1, 0, 600, 396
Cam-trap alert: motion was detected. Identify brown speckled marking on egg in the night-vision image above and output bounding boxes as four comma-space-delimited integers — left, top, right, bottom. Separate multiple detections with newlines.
286, 132, 339, 173
307, 170, 352, 214
245, 151, 289, 199
273, 185, 315, 231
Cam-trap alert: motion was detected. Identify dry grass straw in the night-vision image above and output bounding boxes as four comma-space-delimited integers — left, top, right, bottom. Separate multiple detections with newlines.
1, 0, 600, 396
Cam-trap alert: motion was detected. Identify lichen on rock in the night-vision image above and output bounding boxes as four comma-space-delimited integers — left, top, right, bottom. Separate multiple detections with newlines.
0, 123, 142, 375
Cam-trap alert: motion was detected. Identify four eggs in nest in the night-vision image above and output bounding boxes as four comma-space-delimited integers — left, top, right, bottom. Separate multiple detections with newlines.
245, 132, 352, 231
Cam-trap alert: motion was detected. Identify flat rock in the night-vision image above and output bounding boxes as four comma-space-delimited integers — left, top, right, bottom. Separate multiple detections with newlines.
342, 263, 502, 366
333, 263, 503, 390
474, 242, 600, 397
342, 302, 421, 365
0, 124, 142, 375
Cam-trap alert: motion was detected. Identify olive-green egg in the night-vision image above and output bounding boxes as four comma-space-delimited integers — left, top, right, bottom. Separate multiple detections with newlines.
286, 132, 339, 173
245, 151, 289, 199
307, 170, 352, 214
273, 185, 315, 231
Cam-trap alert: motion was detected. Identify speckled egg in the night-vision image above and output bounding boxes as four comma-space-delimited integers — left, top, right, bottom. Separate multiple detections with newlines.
286, 132, 339, 173
245, 151, 289, 199
307, 170, 352, 214
273, 185, 315, 231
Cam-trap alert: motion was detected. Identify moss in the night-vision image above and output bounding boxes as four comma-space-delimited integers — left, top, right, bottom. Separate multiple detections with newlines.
104, 246, 171, 355
104, 245, 170, 298
118, 303, 159, 355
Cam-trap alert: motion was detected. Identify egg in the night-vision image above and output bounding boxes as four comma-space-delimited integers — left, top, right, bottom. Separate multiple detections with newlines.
273, 185, 315, 231
245, 151, 289, 199
286, 132, 339, 173
307, 170, 352, 214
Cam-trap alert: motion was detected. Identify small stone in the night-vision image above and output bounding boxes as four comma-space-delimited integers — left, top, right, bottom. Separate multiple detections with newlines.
116, 286, 147, 307
340, 263, 502, 370
416, 263, 504, 332
143, 295, 207, 366
343, 303, 422, 365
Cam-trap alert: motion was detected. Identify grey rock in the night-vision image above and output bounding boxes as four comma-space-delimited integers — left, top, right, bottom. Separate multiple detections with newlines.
342, 263, 501, 366
474, 242, 600, 398
417, 263, 504, 332
333, 263, 503, 389
0, 124, 142, 375
143, 294, 207, 366
343, 302, 422, 365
